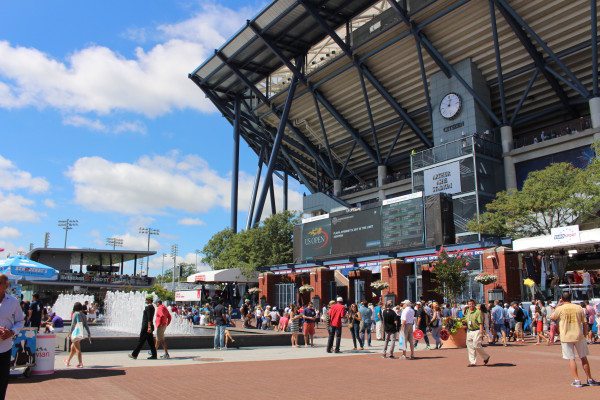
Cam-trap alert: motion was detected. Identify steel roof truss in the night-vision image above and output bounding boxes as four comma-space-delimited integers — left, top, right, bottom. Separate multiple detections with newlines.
357, 68, 381, 164
384, 121, 405, 165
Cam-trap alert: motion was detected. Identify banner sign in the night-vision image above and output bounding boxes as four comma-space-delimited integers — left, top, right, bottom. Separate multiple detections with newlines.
423, 161, 461, 196
551, 225, 580, 245
175, 290, 202, 302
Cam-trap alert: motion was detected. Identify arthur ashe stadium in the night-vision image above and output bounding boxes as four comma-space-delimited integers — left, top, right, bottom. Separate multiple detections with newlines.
189, 0, 600, 305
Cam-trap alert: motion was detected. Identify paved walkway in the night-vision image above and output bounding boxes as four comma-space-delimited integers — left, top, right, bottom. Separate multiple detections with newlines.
9, 337, 600, 399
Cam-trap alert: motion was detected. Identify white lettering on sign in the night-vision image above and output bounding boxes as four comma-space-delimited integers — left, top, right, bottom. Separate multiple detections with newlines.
423, 161, 461, 196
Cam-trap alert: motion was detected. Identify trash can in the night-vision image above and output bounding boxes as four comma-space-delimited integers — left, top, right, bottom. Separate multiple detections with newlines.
32, 334, 55, 375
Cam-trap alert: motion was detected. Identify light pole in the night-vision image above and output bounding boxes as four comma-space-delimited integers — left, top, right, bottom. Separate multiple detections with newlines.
139, 227, 159, 275
170, 244, 178, 293
58, 219, 78, 248
106, 237, 123, 250
161, 253, 167, 284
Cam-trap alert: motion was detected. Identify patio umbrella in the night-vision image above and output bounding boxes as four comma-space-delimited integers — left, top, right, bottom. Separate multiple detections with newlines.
0, 255, 59, 281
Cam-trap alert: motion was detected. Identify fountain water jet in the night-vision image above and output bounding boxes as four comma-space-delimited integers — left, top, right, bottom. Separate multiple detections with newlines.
52, 293, 95, 320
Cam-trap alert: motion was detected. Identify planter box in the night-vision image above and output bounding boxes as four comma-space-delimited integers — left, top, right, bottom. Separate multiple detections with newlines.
441, 327, 467, 349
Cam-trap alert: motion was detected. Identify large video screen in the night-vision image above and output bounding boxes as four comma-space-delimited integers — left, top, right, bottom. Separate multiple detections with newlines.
381, 193, 424, 249
301, 218, 332, 260
331, 208, 382, 254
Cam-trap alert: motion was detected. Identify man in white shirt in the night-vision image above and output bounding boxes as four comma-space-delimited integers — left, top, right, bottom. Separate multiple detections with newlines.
0, 274, 25, 399
400, 300, 415, 359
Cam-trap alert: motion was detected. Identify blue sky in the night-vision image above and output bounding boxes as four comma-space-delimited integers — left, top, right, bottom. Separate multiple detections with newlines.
0, 0, 305, 275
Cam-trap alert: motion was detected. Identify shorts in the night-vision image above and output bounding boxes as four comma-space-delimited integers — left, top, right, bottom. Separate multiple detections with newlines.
561, 339, 590, 360
494, 324, 506, 334
157, 325, 167, 341
304, 322, 315, 336
536, 321, 543, 333
515, 322, 523, 333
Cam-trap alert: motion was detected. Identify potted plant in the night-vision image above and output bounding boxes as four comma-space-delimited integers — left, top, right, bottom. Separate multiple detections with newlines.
298, 284, 315, 294
433, 249, 470, 348
474, 273, 498, 285
370, 280, 389, 290
248, 287, 262, 295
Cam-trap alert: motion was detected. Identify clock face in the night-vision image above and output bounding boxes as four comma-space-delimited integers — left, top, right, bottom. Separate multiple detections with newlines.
439, 93, 462, 119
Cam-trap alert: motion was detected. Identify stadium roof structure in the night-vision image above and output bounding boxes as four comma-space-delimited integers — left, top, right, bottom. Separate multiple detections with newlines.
190, 0, 599, 228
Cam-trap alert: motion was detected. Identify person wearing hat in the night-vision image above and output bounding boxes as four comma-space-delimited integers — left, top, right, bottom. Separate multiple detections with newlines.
129, 295, 157, 359
400, 300, 415, 359
327, 297, 346, 353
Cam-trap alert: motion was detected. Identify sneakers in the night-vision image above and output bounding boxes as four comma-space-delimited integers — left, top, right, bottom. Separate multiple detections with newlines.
382, 354, 387, 358
160, 354, 170, 359
571, 380, 583, 388
587, 379, 600, 386
128, 354, 137, 360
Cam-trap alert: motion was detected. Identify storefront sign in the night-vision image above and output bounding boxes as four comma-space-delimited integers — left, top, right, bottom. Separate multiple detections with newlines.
175, 290, 202, 302
551, 225, 580, 245
423, 161, 461, 196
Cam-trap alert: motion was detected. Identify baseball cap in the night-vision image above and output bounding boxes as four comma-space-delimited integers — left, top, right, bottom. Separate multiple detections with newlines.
336, 296, 343, 302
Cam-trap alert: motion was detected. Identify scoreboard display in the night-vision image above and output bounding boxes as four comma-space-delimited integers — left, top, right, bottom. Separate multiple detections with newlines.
381, 193, 425, 249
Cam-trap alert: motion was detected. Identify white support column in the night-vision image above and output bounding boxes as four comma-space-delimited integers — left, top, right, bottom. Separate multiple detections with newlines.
500, 125, 517, 190
377, 165, 388, 187
590, 97, 600, 129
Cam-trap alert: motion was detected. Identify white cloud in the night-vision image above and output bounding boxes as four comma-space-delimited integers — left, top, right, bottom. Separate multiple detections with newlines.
115, 232, 161, 251
63, 115, 107, 131
178, 217, 205, 226
0, 3, 256, 117
114, 120, 146, 134
0, 193, 40, 222
43, 199, 56, 208
0, 155, 49, 193
147, 251, 212, 276
0, 226, 20, 239
66, 152, 303, 217
0, 240, 26, 257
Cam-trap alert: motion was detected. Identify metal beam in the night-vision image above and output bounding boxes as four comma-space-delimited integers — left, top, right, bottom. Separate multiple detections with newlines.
415, 41, 433, 129
593, 0, 599, 97
489, 0, 507, 124
246, 149, 264, 230
300, 0, 433, 148
509, 69, 539, 126
269, 178, 276, 215
249, 21, 381, 164
283, 173, 289, 211
357, 68, 381, 163
494, 2, 577, 116
387, 0, 501, 126
231, 95, 241, 233
252, 75, 299, 227
338, 141, 356, 180
384, 121, 406, 165
311, 92, 335, 175
495, 0, 589, 98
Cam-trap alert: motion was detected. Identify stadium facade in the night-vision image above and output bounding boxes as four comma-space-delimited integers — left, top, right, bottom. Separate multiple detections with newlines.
190, 0, 600, 305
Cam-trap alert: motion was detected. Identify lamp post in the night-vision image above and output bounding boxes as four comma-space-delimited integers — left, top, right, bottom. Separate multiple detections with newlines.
161, 253, 167, 284
139, 227, 159, 275
58, 219, 78, 248
195, 249, 201, 269
106, 237, 123, 250
170, 244, 178, 293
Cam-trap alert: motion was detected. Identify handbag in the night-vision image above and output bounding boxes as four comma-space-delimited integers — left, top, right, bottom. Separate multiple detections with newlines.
71, 314, 85, 342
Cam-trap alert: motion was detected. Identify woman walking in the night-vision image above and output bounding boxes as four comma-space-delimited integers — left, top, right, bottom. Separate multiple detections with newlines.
430, 302, 442, 349
65, 302, 91, 368
255, 305, 263, 330
347, 303, 363, 350
534, 305, 548, 345
288, 305, 301, 348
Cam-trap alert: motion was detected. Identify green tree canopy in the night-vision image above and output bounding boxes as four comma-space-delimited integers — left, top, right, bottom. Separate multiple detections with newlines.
155, 262, 197, 283
432, 250, 469, 303
201, 211, 299, 276
467, 157, 600, 238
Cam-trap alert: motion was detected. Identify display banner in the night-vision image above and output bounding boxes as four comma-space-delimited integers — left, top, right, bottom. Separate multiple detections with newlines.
331, 208, 381, 254
551, 225, 580, 245
175, 290, 202, 302
301, 219, 332, 259
423, 161, 461, 196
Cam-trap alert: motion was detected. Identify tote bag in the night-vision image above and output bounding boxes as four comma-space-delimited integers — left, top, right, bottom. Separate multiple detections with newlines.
398, 330, 405, 351
71, 314, 85, 342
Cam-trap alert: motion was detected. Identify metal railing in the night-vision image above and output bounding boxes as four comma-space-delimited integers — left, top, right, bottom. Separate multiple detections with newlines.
411, 134, 502, 170
513, 116, 592, 150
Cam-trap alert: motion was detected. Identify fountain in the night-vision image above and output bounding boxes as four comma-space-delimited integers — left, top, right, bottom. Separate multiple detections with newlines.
103, 291, 194, 335
52, 293, 95, 320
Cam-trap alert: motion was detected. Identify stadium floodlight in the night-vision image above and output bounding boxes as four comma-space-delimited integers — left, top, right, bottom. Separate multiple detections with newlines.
58, 219, 78, 248
139, 227, 159, 274
106, 237, 124, 250
170, 244, 178, 292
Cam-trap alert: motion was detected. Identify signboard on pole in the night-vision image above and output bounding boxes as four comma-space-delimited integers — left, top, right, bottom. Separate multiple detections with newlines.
551, 225, 580, 245
423, 161, 461, 196
175, 290, 202, 302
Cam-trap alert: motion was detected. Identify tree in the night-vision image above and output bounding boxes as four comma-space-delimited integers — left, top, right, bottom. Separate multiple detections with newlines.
201, 228, 234, 267
432, 250, 469, 303
150, 284, 174, 302
200, 211, 299, 276
467, 161, 600, 238
155, 262, 197, 283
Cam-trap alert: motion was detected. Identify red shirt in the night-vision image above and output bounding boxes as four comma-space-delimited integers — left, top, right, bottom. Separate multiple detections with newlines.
155, 305, 172, 327
328, 303, 346, 328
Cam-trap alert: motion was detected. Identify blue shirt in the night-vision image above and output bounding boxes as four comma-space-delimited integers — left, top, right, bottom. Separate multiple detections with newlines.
374, 306, 382, 322
358, 305, 372, 324
491, 305, 505, 324
0, 294, 25, 353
